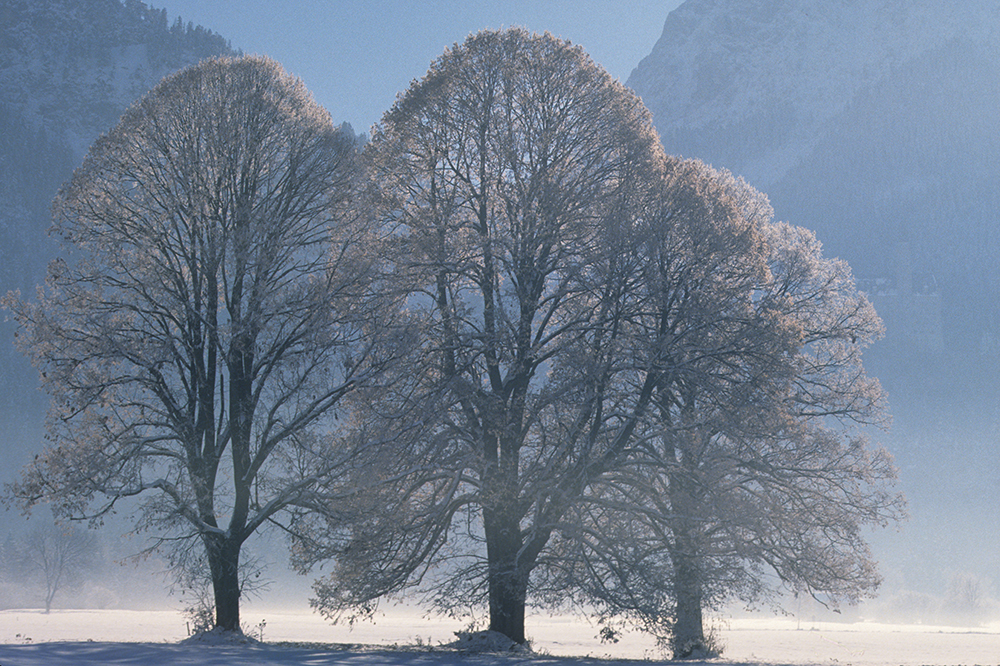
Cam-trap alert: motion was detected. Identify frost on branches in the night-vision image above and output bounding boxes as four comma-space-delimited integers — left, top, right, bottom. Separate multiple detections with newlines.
543, 166, 903, 658
3, 31, 903, 659
300, 28, 668, 647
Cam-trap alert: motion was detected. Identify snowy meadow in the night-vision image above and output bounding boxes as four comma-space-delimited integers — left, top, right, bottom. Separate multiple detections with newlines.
1, 607, 998, 666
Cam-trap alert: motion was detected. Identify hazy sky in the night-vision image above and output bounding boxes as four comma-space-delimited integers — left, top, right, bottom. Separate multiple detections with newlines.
159, 1, 685, 134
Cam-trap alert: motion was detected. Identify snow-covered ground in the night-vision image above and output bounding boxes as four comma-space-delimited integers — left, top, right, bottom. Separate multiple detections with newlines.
0, 607, 998, 665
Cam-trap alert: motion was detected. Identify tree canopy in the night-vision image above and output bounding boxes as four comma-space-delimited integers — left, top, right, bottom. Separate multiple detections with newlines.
298, 28, 667, 644
5, 31, 903, 654
550, 163, 903, 657
298, 29, 902, 655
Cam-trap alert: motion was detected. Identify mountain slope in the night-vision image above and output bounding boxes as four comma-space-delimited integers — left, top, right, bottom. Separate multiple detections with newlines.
0, 0, 234, 473
629, 1, 994, 185
629, 0, 1000, 353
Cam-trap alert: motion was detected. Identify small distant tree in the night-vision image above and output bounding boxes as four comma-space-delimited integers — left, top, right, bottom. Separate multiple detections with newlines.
945, 572, 990, 620
4, 55, 398, 632
17, 524, 98, 613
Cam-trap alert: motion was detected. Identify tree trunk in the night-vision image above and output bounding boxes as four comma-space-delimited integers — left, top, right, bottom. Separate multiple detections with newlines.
206, 535, 242, 632
485, 541, 528, 643
484, 502, 529, 644
672, 544, 706, 659
667, 419, 710, 659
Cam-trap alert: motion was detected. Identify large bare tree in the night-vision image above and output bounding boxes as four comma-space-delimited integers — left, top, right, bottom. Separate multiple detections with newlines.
4, 55, 397, 632
306, 126, 903, 655
302, 29, 667, 644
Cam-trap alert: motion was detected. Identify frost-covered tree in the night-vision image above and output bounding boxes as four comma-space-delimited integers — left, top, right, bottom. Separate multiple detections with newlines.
548, 165, 903, 658
3, 55, 398, 632
300, 29, 666, 645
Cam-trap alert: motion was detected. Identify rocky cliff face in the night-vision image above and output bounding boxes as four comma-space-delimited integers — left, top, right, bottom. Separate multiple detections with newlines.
630, 1, 1000, 310
630, 0, 1000, 608
0, 0, 233, 470
630, 1, 995, 185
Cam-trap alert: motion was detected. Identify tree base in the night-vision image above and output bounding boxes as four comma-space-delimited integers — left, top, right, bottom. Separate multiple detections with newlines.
447, 630, 531, 653
673, 636, 722, 661
180, 627, 259, 646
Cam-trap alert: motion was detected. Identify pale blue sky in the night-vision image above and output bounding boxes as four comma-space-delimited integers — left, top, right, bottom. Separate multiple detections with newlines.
159, 1, 684, 134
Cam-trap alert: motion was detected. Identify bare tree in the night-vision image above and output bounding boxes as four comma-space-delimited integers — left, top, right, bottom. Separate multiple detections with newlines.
280, 31, 900, 654
300, 29, 667, 645
11, 524, 97, 613
545, 166, 904, 658
4, 55, 398, 632
945, 572, 990, 619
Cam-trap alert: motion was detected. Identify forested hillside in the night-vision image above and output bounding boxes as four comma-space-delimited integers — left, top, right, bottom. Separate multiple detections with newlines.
0, 0, 233, 473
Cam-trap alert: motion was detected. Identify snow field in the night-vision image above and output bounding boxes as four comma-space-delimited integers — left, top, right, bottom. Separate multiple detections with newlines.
1, 608, 998, 665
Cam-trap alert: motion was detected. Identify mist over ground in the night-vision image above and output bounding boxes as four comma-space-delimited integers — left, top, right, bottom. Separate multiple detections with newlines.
2, 607, 999, 665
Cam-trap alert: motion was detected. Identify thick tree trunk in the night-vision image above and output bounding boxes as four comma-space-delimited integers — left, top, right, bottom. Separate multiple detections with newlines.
672, 549, 706, 659
667, 423, 711, 659
488, 573, 527, 644
485, 530, 529, 644
483, 493, 529, 644
206, 536, 242, 632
